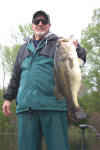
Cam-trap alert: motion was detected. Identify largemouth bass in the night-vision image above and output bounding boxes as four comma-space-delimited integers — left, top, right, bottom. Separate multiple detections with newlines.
54, 38, 87, 121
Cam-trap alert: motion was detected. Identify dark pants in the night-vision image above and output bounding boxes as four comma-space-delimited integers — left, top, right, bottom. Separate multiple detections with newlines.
17, 110, 69, 150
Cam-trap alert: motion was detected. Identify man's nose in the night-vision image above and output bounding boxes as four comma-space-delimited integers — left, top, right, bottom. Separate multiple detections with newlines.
38, 21, 43, 25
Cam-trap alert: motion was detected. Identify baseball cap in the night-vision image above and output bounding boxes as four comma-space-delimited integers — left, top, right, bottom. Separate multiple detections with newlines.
32, 10, 50, 23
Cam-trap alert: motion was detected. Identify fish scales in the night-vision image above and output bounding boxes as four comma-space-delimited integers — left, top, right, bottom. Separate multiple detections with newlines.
54, 38, 87, 121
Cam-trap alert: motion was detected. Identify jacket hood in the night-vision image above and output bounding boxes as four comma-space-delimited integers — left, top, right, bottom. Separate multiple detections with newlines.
45, 32, 58, 40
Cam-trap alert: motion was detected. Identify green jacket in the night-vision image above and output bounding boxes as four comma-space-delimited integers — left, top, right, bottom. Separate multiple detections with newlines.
4, 33, 67, 113
16, 34, 67, 113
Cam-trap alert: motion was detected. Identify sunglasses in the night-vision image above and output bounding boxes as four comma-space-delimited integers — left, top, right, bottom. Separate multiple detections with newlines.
33, 19, 48, 25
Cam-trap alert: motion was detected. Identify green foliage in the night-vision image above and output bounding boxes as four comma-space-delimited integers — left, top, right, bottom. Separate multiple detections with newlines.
0, 44, 21, 79
19, 24, 33, 38
79, 92, 100, 115
0, 89, 17, 133
80, 8, 100, 93
4, 45, 21, 76
11, 24, 33, 45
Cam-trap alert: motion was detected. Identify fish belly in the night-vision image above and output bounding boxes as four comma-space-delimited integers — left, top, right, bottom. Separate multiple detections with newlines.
64, 59, 81, 110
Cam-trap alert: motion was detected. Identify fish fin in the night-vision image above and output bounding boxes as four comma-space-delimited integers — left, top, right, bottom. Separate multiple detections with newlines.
78, 84, 88, 98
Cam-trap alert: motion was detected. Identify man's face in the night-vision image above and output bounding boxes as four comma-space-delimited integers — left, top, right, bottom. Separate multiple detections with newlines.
32, 15, 51, 40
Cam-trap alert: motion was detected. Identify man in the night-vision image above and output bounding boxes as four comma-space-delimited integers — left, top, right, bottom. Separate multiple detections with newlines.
2, 10, 86, 150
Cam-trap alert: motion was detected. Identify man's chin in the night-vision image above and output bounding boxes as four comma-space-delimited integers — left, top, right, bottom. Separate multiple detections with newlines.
34, 31, 46, 39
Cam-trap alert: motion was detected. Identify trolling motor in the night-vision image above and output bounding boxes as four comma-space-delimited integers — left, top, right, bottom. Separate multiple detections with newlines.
79, 125, 89, 150
79, 124, 100, 150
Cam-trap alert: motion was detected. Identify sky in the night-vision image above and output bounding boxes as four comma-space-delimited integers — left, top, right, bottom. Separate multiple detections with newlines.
0, 0, 100, 87
0, 0, 100, 46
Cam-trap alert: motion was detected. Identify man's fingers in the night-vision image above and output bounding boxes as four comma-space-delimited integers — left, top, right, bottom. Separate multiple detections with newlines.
2, 105, 8, 115
7, 105, 11, 113
2, 105, 11, 115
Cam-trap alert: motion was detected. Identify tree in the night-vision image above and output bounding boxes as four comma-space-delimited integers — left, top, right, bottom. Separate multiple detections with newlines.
80, 8, 100, 93
0, 44, 21, 89
0, 45, 6, 90
12, 24, 33, 45
0, 24, 33, 88
4, 45, 21, 75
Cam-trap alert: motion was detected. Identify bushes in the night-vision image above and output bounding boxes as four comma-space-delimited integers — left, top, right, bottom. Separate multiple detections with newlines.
0, 89, 17, 133
79, 92, 100, 115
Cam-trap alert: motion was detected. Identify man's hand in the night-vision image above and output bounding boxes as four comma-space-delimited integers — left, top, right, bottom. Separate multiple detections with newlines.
69, 35, 78, 48
2, 100, 12, 116
73, 39, 78, 48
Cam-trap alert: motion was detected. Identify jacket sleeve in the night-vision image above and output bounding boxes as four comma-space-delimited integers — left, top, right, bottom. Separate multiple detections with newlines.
3, 45, 25, 101
76, 44, 86, 64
